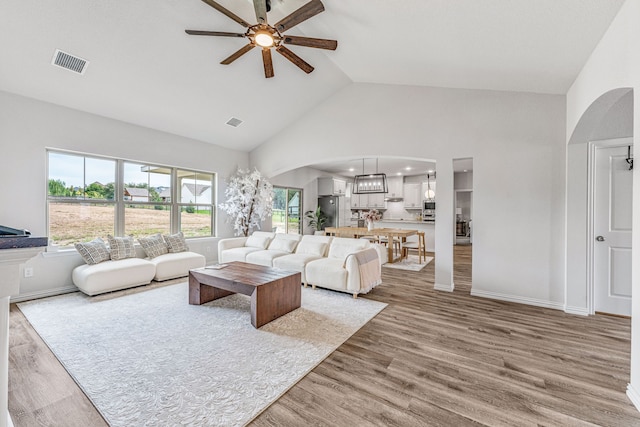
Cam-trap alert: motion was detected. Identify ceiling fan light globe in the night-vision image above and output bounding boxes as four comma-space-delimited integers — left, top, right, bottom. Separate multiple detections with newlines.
255, 32, 274, 47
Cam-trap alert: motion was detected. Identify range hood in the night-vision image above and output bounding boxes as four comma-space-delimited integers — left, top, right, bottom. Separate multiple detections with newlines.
384, 196, 404, 202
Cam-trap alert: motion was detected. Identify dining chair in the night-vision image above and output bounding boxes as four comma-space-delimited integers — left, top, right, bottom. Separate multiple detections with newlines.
401, 231, 426, 263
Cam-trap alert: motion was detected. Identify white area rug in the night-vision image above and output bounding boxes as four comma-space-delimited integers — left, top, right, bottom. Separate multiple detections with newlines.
383, 255, 433, 271
18, 283, 386, 427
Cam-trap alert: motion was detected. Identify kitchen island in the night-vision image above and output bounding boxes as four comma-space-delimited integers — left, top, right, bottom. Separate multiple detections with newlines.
376, 220, 435, 252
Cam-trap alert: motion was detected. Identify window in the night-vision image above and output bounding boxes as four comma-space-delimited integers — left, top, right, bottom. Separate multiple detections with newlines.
123, 162, 172, 238
48, 152, 116, 246
177, 170, 214, 238
47, 150, 216, 246
272, 187, 302, 234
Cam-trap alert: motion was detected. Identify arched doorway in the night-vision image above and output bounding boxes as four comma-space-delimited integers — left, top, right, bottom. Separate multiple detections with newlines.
566, 88, 633, 315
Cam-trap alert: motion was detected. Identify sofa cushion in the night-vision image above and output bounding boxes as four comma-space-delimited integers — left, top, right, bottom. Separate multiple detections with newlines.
163, 231, 189, 253
150, 251, 206, 281
273, 253, 323, 282
219, 246, 262, 263
296, 241, 327, 257
295, 235, 332, 257
305, 258, 348, 289
138, 233, 169, 258
327, 237, 370, 261
245, 234, 271, 249
267, 237, 298, 253
72, 258, 156, 296
245, 250, 289, 267
74, 238, 111, 265
107, 235, 136, 261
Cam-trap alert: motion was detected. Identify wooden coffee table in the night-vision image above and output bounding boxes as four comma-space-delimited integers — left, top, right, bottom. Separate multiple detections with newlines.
188, 261, 301, 328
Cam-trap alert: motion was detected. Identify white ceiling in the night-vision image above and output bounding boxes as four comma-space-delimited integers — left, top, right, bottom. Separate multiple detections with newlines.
0, 0, 625, 153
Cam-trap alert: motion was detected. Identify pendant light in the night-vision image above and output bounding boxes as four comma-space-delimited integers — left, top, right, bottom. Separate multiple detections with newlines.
353, 158, 388, 194
424, 172, 435, 200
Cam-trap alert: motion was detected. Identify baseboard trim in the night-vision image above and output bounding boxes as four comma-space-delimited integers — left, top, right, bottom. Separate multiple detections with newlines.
11, 285, 78, 303
470, 289, 564, 311
434, 283, 454, 292
564, 305, 590, 316
627, 384, 640, 412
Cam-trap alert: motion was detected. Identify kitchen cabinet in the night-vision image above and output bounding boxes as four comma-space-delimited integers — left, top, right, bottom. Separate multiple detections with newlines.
318, 178, 346, 196
386, 176, 403, 199
367, 193, 386, 208
403, 183, 421, 208
349, 193, 385, 209
350, 193, 363, 208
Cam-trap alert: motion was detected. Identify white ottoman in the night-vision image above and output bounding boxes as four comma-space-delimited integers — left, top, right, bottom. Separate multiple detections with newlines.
72, 258, 156, 296
150, 251, 206, 281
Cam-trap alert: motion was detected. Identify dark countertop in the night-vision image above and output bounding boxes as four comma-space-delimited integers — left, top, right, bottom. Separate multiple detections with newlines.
0, 236, 48, 250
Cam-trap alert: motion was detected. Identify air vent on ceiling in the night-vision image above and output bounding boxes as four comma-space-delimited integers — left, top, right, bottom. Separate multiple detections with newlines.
51, 49, 89, 74
226, 117, 243, 127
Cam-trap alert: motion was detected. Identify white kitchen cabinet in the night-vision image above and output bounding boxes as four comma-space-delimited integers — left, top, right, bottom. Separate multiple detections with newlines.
350, 193, 363, 209
368, 193, 385, 208
318, 178, 347, 196
386, 176, 403, 199
403, 183, 421, 208
350, 193, 385, 209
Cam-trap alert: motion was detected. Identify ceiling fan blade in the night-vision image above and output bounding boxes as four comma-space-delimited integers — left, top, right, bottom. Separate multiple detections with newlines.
262, 48, 274, 78
276, 45, 314, 74
185, 30, 246, 38
274, 0, 324, 32
253, 0, 268, 24
283, 35, 337, 50
200, 0, 250, 28
221, 44, 256, 65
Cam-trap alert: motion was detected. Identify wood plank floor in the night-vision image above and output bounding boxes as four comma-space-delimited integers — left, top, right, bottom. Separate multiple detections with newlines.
8, 245, 640, 426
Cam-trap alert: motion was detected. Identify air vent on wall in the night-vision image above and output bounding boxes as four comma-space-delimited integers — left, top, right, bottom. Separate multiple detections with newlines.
226, 117, 243, 127
51, 49, 89, 74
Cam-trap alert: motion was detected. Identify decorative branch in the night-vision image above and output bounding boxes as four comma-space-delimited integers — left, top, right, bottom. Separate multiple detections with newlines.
218, 168, 273, 236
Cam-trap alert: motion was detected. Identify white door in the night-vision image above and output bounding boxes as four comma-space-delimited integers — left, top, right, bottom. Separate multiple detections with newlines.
593, 144, 633, 316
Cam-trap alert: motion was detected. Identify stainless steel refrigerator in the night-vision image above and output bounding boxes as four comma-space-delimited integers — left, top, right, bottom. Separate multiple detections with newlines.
318, 196, 347, 229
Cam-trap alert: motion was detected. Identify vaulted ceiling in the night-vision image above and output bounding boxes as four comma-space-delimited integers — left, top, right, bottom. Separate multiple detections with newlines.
0, 0, 625, 152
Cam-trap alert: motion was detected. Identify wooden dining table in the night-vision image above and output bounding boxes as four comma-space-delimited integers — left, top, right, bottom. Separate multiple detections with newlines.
324, 226, 418, 263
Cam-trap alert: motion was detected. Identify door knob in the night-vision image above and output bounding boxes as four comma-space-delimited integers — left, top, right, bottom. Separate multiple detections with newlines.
596, 236, 605, 242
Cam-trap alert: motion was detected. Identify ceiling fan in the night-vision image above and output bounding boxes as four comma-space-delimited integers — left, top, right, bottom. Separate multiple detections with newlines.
185, 0, 338, 78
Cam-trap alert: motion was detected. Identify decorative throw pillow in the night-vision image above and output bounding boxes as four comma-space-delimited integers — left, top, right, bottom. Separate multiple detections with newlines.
295, 241, 327, 257
245, 234, 271, 249
74, 238, 111, 265
163, 232, 189, 253
267, 238, 298, 253
138, 233, 169, 258
107, 235, 136, 261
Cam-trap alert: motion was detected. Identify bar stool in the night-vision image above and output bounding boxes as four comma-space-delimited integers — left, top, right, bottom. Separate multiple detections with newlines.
401, 232, 426, 263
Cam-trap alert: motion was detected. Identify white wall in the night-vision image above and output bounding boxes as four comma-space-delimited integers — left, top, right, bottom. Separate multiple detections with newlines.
564, 0, 640, 409
250, 83, 566, 304
268, 166, 347, 234
0, 90, 249, 300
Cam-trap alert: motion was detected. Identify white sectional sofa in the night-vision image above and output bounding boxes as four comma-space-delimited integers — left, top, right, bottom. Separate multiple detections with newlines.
73, 250, 205, 296
72, 258, 157, 296
218, 232, 386, 298
149, 251, 206, 281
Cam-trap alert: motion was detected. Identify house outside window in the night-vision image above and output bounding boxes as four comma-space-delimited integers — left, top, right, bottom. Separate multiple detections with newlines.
47, 150, 216, 246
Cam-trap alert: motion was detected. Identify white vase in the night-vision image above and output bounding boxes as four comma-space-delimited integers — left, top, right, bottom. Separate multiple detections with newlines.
367, 221, 374, 231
